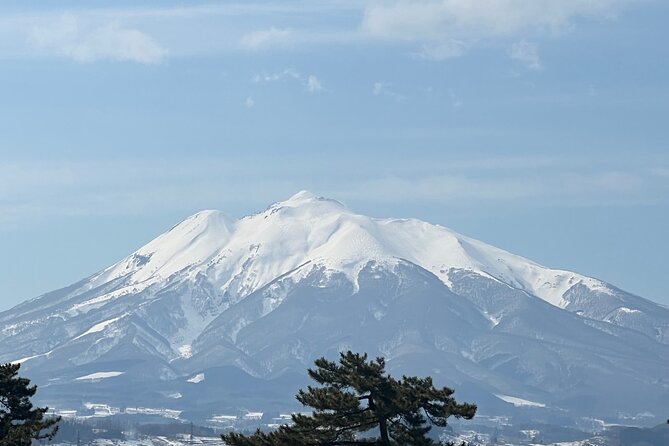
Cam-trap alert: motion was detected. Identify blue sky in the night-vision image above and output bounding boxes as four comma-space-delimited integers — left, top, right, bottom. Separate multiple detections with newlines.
0, 0, 667, 309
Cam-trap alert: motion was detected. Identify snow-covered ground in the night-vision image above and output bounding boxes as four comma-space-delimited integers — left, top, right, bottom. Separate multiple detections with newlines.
76, 371, 125, 381
495, 394, 547, 408
187, 372, 205, 383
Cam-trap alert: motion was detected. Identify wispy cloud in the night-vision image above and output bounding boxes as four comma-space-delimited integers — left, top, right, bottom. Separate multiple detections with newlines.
26, 13, 166, 64
509, 40, 542, 70
2, 155, 665, 227
361, 0, 628, 62
241, 27, 293, 50
307, 75, 324, 92
252, 69, 324, 93
0, 0, 632, 64
372, 81, 405, 101
361, 0, 624, 39
0, 5, 335, 61
252, 69, 300, 83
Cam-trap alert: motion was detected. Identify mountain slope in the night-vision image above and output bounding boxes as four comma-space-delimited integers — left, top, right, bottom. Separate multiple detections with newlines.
0, 191, 667, 424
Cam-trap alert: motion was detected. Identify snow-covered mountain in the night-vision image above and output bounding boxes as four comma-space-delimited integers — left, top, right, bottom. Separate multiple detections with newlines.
1, 191, 667, 424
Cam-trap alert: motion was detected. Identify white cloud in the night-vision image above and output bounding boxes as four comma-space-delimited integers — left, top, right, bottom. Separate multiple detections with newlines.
27, 14, 166, 64
307, 75, 323, 92
252, 73, 280, 83
509, 40, 542, 70
244, 97, 255, 108
252, 69, 300, 83
0, 4, 364, 59
252, 69, 324, 93
362, 0, 622, 40
372, 81, 405, 101
0, 1, 633, 63
241, 27, 293, 49
362, 0, 625, 60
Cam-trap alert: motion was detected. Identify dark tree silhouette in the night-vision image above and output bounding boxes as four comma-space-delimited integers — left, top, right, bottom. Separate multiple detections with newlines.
222, 351, 476, 446
0, 363, 60, 445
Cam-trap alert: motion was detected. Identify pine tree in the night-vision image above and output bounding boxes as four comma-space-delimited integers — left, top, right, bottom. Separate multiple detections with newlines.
0, 363, 60, 445
221, 351, 476, 446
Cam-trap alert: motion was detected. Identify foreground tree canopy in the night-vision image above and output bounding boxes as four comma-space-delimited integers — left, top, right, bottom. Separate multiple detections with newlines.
222, 351, 476, 446
0, 363, 60, 446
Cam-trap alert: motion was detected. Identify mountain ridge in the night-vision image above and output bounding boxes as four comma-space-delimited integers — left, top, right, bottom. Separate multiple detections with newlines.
1, 191, 667, 424
45, 191, 636, 312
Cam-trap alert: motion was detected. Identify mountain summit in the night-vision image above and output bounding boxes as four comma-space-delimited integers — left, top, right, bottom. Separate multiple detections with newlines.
1, 192, 667, 423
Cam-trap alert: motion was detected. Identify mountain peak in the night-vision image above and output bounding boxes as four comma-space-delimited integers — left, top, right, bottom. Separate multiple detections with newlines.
262, 191, 348, 217
189, 209, 228, 219
286, 190, 319, 201
94, 193, 608, 312
282, 190, 345, 208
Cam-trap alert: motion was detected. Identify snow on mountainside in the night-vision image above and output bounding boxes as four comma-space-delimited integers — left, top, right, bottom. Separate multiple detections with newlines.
40, 191, 626, 314
0, 191, 668, 423
46, 191, 666, 339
